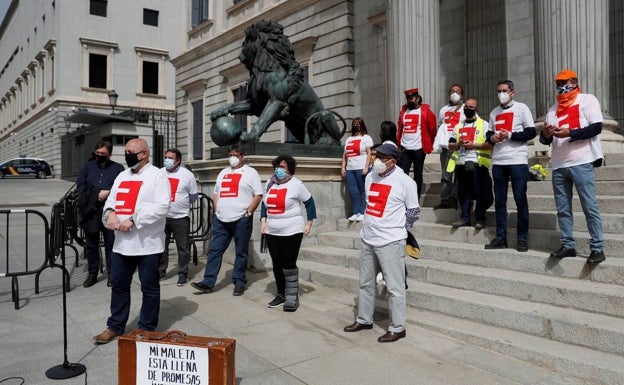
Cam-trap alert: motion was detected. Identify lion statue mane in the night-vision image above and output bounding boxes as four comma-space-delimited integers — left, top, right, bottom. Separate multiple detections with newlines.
210, 20, 345, 145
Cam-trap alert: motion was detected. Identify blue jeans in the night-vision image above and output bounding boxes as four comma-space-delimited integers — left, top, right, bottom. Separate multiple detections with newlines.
552, 162, 604, 250
202, 216, 252, 288
107, 252, 161, 334
345, 169, 366, 215
492, 164, 529, 242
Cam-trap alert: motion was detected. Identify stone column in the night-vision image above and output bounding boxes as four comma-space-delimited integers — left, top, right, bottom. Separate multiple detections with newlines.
534, 0, 622, 152
386, 0, 440, 117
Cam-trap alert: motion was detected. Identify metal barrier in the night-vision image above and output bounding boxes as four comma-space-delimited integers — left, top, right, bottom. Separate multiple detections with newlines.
188, 193, 213, 264
0, 209, 50, 309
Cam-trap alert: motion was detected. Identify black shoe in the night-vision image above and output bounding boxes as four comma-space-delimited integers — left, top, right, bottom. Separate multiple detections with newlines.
485, 238, 507, 249
474, 221, 485, 230
267, 294, 285, 308
190, 281, 213, 293
159, 271, 166, 281
377, 330, 406, 343
434, 202, 453, 210
587, 250, 606, 265
343, 322, 374, 332
176, 275, 188, 287
107, 277, 112, 287
451, 220, 470, 228
233, 286, 246, 296
517, 240, 528, 252
83, 275, 98, 288
549, 246, 576, 259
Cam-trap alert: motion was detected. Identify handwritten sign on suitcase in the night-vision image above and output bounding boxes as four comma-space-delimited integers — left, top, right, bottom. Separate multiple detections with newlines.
118, 329, 236, 385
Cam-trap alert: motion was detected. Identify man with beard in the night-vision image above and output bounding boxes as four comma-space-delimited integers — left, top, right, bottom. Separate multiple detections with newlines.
76, 141, 124, 288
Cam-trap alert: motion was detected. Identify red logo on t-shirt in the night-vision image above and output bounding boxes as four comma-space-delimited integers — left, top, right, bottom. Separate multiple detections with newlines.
114, 180, 143, 215
346, 139, 362, 157
266, 188, 287, 214
220, 173, 242, 198
168, 177, 180, 202
494, 112, 514, 132
556, 104, 581, 130
444, 110, 461, 132
403, 112, 420, 134
460, 126, 476, 142
365, 183, 392, 218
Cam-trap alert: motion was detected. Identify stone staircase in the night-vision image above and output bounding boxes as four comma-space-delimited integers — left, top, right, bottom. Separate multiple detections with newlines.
296, 153, 624, 384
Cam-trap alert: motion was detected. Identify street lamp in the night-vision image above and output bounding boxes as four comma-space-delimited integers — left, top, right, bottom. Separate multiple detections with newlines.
108, 89, 119, 114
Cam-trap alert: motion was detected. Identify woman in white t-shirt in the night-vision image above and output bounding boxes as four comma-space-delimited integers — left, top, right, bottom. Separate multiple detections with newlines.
260, 155, 317, 312
341, 117, 373, 222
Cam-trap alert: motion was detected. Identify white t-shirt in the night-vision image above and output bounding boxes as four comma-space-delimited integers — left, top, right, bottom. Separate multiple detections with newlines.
103, 163, 171, 255
264, 177, 312, 236
545, 93, 604, 170
344, 134, 373, 170
162, 166, 199, 219
488, 101, 535, 165
449, 120, 480, 164
400, 109, 424, 150
361, 168, 420, 247
436, 103, 465, 150
213, 164, 263, 223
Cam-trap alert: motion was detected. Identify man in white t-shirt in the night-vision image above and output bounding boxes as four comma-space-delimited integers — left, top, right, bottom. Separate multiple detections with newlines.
343, 143, 420, 343
191, 145, 263, 296
93, 138, 171, 344
485, 80, 536, 252
159, 148, 199, 286
434, 84, 465, 209
540, 69, 605, 265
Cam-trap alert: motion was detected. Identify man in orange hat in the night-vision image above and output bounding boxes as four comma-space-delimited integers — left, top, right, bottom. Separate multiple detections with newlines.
540, 69, 605, 265
396, 88, 438, 200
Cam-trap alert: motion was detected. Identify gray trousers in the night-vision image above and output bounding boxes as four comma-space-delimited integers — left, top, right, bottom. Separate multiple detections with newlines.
356, 239, 406, 333
160, 216, 191, 275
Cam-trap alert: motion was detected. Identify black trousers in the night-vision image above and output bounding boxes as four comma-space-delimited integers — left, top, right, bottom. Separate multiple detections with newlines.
398, 148, 426, 199
265, 233, 303, 295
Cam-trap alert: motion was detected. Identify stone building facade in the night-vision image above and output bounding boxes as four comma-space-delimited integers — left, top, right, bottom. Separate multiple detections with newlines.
0, 0, 182, 177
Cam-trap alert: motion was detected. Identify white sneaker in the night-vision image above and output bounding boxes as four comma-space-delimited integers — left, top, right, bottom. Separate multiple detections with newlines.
355, 214, 364, 222
347, 214, 358, 221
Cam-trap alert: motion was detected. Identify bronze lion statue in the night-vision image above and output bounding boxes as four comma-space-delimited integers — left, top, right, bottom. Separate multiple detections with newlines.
210, 20, 345, 145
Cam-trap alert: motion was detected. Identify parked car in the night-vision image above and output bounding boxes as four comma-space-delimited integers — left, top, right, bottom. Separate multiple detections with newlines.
0, 157, 52, 179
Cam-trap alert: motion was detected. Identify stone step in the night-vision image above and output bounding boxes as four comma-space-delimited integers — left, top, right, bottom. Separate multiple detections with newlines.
300, 245, 624, 318
406, 308, 624, 385
323, 221, 624, 258
422, 180, 624, 197
419, 192, 624, 213
298, 260, 624, 356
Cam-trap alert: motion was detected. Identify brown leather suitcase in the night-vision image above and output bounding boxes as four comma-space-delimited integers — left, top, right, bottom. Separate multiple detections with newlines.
118, 329, 236, 385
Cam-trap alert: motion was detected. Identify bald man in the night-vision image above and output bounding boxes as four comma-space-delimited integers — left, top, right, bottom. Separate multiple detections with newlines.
94, 138, 171, 344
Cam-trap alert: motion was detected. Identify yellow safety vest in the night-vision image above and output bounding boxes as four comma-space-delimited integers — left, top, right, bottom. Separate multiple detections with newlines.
446, 117, 492, 173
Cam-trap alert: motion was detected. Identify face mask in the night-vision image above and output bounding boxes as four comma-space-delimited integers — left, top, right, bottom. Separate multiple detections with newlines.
557, 84, 575, 94
97, 155, 109, 164
351, 127, 361, 135
498, 92, 511, 105
163, 158, 175, 169
406, 101, 417, 110
228, 156, 240, 168
125, 152, 141, 170
373, 158, 389, 174
450, 92, 461, 104
463, 108, 476, 119
275, 167, 287, 180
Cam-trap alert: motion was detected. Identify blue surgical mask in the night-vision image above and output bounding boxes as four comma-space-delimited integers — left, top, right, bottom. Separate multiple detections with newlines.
275, 167, 287, 180
163, 158, 175, 169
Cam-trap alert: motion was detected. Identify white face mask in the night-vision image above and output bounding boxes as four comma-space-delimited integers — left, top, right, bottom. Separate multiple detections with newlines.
373, 158, 389, 174
228, 156, 240, 168
450, 92, 461, 104
498, 92, 511, 105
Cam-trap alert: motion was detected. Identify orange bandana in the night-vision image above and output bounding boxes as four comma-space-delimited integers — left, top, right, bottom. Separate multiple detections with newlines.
556, 87, 581, 115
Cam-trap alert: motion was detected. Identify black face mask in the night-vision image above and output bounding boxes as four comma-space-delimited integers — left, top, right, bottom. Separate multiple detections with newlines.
125, 153, 140, 169
464, 108, 477, 119
97, 155, 109, 165
407, 101, 418, 110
